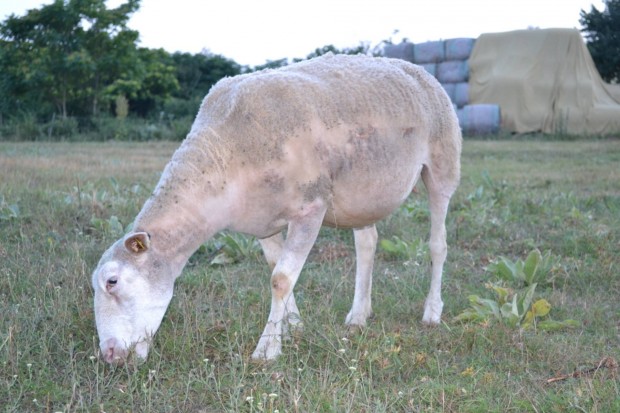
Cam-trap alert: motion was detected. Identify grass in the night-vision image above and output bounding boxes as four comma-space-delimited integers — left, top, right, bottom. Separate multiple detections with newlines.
1, 138, 619, 412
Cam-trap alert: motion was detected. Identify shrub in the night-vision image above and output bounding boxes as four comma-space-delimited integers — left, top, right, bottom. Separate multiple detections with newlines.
115, 95, 129, 119
208, 232, 261, 265
0, 113, 41, 140
454, 283, 579, 331
41, 116, 79, 140
488, 249, 560, 287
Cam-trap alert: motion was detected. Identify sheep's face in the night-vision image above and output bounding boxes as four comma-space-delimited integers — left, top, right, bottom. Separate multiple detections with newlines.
92, 232, 175, 364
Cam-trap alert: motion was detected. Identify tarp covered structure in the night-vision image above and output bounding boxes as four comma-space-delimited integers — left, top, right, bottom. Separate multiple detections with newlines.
469, 28, 620, 135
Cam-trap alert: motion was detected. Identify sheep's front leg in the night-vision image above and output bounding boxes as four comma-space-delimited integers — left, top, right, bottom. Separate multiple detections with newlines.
345, 225, 378, 327
252, 201, 326, 360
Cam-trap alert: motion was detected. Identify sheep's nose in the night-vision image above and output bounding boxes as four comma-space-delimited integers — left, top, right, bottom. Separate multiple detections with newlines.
101, 338, 128, 364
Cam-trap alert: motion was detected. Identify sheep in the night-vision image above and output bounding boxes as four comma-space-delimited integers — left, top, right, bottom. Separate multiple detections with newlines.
91, 53, 462, 363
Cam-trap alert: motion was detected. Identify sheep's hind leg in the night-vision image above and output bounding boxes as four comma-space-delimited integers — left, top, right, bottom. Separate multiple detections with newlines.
252, 201, 326, 360
259, 232, 284, 271
345, 225, 378, 327
421, 172, 452, 325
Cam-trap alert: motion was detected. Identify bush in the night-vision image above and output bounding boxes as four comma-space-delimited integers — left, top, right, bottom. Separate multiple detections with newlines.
41, 116, 79, 140
0, 113, 41, 140
78, 115, 191, 141
162, 97, 201, 119
0, 111, 192, 141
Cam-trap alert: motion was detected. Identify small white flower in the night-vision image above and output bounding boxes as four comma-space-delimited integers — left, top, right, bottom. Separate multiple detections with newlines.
338, 348, 346, 354
398, 391, 404, 397
245, 396, 254, 403
203, 358, 209, 363
268, 393, 278, 399
349, 366, 357, 372
341, 337, 349, 342
26, 363, 32, 369
89, 356, 96, 361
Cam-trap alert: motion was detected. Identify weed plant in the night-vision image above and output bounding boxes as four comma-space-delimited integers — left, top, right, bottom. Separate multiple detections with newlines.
1, 139, 619, 412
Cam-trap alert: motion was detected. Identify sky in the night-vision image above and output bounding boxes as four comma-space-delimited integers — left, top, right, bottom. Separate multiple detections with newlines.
0, 0, 607, 67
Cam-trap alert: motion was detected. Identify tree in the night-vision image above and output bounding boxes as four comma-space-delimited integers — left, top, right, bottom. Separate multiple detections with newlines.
580, 0, 620, 83
172, 51, 241, 100
117, 48, 179, 117
0, 0, 140, 119
78, 0, 141, 116
1, 0, 89, 118
155, 51, 242, 118
251, 43, 371, 72
300, 43, 369, 61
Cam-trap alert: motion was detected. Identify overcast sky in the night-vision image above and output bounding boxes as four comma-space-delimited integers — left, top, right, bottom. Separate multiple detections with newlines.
0, 0, 606, 66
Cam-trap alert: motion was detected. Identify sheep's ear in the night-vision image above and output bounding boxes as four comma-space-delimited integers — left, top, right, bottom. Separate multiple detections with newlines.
124, 232, 150, 254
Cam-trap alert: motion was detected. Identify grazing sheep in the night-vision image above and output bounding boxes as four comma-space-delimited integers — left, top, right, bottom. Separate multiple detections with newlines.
92, 53, 462, 363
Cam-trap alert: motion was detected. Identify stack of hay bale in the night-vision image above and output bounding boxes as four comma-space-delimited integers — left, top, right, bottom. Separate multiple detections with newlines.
384, 39, 501, 135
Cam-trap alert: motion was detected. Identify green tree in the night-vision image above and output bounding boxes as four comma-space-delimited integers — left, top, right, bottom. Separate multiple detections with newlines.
580, 0, 620, 83
0, 37, 55, 118
78, 0, 140, 116
251, 43, 370, 72
0, 0, 140, 119
172, 51, 241, 100
159, 51, 241, 118
252, 58, 289, 71
122, 48, 180, 117
300, 43, 369, 61
1, 0, 88, 118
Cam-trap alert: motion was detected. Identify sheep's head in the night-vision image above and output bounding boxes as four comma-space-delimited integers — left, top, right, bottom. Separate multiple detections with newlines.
92, 232, 176, 364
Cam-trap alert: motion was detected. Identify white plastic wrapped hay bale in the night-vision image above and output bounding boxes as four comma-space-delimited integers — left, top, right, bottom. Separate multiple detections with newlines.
419, 63, 437, 77
454, 82, 469, 108
383, 41, 415, 62
413, 40, 445, 64
445, 38, 476, 61
441, 83, 456, 102
437, 60, 470, 83
457, 104, 501, 135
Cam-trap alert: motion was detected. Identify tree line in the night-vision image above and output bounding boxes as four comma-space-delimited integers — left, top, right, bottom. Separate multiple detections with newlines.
0, 0, 367, 139
0, 0, 617, 140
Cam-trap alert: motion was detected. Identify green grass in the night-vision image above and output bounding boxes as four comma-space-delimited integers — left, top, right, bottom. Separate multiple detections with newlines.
1, 139, 619, 412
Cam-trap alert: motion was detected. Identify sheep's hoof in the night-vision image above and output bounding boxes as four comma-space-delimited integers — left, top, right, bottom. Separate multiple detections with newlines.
251, 335, 282, 361
422, 299, 443, 325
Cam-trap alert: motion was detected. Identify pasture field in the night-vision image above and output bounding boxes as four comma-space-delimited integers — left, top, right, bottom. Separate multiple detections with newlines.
1, 138, 619, 412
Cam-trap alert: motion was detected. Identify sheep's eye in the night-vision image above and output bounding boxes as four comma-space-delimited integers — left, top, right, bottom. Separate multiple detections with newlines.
106, 277, 118, 292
